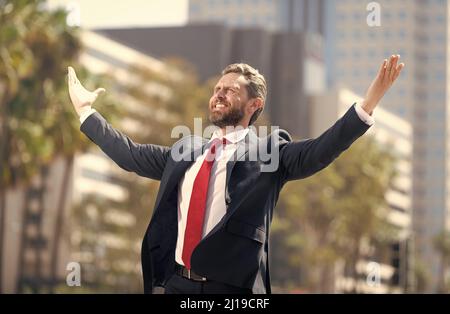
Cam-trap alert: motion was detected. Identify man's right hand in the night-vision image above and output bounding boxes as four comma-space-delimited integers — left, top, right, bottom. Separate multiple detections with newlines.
67, 66, 105, 116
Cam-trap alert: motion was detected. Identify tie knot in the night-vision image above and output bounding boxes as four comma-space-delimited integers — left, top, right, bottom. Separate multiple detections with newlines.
206, 137, 227, 161
210, 137, 228, 153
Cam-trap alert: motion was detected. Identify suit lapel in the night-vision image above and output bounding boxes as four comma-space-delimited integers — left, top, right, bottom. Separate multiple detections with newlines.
224, 129, 259, 203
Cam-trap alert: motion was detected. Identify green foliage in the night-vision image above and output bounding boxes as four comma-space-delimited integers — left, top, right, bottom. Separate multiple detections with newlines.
0, 0, 120, 293
0, 0, 120, 188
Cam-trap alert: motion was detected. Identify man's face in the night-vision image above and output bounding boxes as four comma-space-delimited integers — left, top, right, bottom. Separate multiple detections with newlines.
209, 72, 251, 128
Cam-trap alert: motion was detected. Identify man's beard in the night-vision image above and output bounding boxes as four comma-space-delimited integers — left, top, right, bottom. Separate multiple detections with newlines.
209, 103, 245, 128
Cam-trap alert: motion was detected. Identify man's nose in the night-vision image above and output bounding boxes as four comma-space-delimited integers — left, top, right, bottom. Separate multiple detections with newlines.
216, 88, 226, 98
216, 92, 225, 100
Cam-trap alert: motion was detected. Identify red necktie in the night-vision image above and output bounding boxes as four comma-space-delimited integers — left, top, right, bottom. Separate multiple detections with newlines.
182, 137, 226, 269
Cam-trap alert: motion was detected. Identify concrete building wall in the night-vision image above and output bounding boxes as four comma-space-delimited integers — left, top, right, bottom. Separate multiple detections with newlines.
188, 0, 325, 34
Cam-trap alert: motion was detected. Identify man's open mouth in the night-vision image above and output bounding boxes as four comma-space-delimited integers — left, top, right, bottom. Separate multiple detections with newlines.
212, 102, 228, 111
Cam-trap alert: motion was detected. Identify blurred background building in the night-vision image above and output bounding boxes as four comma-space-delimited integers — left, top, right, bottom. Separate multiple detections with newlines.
94, 24, 324, 138
324, 0, 449, 292
188, 0, 325, 34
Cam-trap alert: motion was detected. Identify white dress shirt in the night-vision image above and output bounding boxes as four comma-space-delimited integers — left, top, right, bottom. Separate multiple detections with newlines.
79, 102, 374, 267
174, 127, 249, 265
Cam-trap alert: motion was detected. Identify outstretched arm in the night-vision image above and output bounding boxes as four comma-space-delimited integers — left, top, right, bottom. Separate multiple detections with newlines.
280, 56, 405, 181
67, 66, 170, 180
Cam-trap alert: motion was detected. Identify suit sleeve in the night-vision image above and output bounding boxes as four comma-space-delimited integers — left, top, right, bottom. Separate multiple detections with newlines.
80, 112, 170, 181
279, 104, 371, 181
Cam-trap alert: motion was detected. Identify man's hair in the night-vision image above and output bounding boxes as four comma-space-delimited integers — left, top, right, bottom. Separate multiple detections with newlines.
221, 63, 267, 125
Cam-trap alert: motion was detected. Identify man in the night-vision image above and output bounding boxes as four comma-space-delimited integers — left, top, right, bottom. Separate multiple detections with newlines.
67, 55, 404, 294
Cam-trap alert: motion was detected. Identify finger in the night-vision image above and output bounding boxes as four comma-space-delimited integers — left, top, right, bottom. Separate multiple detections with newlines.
69, 67, 80, 85
389, 55, 399, 81
386, 55, 394, 73
392, 63, 405, 82
68, 67, 77, 85
94, 88, 106, 95
67, 67, 73, 85
378, 59, 388, 79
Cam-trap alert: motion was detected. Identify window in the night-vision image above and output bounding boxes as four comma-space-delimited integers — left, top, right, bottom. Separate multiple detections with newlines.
353, 69, 361, 77
353, 30, 361, 39
435, 15, 445, 24
435, 71, 445, 81
338, 13, 346, 21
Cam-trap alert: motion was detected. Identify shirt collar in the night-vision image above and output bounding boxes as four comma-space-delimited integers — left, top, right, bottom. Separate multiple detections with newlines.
210, 126, 249, 144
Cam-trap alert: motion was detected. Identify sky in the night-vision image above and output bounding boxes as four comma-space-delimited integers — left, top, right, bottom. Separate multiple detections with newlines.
47, 0, 189, 28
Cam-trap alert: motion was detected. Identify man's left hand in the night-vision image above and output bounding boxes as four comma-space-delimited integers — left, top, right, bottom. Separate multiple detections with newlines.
361, 55, 405, 115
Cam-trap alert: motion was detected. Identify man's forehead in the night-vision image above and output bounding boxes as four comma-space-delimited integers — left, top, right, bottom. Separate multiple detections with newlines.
216, 73, 247, 87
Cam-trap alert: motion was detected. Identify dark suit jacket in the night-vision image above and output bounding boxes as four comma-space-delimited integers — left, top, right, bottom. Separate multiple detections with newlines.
80, 104, 370, 294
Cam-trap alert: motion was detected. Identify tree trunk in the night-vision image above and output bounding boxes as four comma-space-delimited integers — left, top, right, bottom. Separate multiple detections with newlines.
438, 256, 447, 293
35, 165, 49, 290
16, 188, 30, 293
350, 240, 362, 293
0, 84, 9, 294
0, 188, 5, 293
16, 165, 49, 293
49, 155, 73, 292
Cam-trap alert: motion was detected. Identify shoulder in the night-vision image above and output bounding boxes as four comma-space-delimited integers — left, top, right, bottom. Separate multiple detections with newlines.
251, 128, 292, 157
270, 129, 292, 142
262, 128, 292, 146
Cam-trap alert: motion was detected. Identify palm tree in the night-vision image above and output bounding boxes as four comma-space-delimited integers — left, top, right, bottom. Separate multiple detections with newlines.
0, 0, 120, 292
0, 0, 47, 292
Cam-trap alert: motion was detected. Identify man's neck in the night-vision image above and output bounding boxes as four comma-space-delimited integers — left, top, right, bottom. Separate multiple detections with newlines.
220, 122, 248, 135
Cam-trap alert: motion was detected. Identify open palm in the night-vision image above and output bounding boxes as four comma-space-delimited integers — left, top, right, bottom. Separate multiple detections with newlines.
362, 55, 405, 114
67, 66, 105, 116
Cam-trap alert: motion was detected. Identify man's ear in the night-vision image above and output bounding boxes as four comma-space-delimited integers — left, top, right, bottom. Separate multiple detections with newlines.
249, 97, 264, 114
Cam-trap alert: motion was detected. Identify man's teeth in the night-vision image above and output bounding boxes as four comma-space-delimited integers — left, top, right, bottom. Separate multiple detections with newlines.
216, 103, 226, 108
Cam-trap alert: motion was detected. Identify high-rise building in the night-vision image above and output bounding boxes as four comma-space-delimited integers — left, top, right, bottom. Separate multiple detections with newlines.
96, 24, 325, 138
189, 0, 325, 34
324, 0, 449, 292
